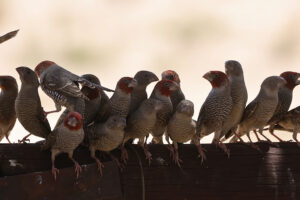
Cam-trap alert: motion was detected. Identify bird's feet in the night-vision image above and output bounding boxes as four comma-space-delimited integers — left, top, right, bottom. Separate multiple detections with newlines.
94, 158, 104, 176
108, 153, 124, 172
196, 145, 207, 164
217, 142, 230, 158
18, 138, 30, 144
52, 166, 59, 181
73, 161, 82, 179
173, 150, 183, 168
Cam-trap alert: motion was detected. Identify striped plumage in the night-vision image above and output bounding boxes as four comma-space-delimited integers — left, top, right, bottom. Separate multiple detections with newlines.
42, 112, 84, 180
15, 67, 51, 140
0, 76, 18, 143
197, 71, 232, 157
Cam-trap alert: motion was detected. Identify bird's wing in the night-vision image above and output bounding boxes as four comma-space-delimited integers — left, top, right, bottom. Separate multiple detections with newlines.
241, 100, 259, 122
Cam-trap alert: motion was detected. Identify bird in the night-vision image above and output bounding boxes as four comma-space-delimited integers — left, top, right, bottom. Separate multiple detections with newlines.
129, 70, 159, 115
0, 76, 18, 143
96, 77, 137, 123
166, 100, 199, 167
15, 66, 51, 143
219, 60, 248, 141
161, 70, 185, 113
121, 98, 163, 164
266, 72, 300, 142
150, 80, 179, 144
277, 106, 300, 146
87, 115, 126, 175
230, 76, 287, 146
42, 112, 84, 181
196, 71, 232, 158
34, 60, 113, 117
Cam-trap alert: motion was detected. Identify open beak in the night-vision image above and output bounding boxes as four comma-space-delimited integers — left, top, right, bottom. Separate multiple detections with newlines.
128, 79, 138, 88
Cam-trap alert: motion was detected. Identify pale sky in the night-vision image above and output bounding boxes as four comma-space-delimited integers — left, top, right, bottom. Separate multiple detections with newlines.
1, 0, 300, 143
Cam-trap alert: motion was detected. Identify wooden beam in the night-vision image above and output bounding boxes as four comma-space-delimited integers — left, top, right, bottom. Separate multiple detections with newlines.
1, 143, 300, 200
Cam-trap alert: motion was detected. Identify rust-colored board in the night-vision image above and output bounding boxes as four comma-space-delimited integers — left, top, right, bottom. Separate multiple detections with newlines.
0, 161, 122, 200
1, 143, 300, 200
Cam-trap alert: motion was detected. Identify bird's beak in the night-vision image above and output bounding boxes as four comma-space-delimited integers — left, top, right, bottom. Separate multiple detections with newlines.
128, 79, 138, 88
203, 72, 213, 82
150, 75, 159, 83
169, 81, 179, 91
16, 67, 24, 75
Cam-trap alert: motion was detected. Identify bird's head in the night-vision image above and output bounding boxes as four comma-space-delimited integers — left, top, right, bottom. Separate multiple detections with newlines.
154, 80, 179, 97
80, 74, 101, 100
35, 60, 55, 77
280, 71, 300, 90
0, 76, 18, 92
117, 77, 137, 94
161, 70, 181, 84
203, 71, 229, 88
64, 112, 83, 131
225, 60, 244, 78
106, 115, 126, 130
134, 70, 159, 86
176, 100, 194, 117
261, 76, 287, 92
16, 66, 39, 87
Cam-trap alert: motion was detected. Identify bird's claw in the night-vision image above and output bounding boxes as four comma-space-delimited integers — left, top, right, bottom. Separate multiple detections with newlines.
121, 147, 129, 164
18, 138, 30, 144
52, 167, 59, 181
74, 162, 82, 178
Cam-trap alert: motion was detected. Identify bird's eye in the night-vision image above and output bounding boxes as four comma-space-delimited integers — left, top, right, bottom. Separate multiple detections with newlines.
214, 74, 219, 78
164, 82, 169, 87
169, 75, 174, 80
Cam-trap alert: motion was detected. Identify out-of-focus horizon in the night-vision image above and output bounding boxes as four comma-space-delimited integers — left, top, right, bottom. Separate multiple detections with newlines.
1, 0, 300, 143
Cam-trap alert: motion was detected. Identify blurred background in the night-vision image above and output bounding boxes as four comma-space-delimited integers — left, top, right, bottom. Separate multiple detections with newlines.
0, 0, 300, 143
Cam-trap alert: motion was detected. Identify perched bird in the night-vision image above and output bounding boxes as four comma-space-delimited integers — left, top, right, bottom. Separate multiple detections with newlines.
88, 115, 126, 175
129, 70, 158, 115
231, 76, 286, 145
0, 76, 18, 143
15, 67, 51, 143
266, 72, 300, 142
34, 60, 113, 117
161, 70, 185, 113
121, 98, 163, 164
97, 77, 137, 122
277, 106, 300, 146
166, 100, 199, 167
150, 80, 179, 144
42, 112, 84, 180
197, 71, 232, 157
219, 60, 248, 141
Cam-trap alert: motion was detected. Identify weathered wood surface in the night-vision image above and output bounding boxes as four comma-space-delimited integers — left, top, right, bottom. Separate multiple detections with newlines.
1, 143, 300, 200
